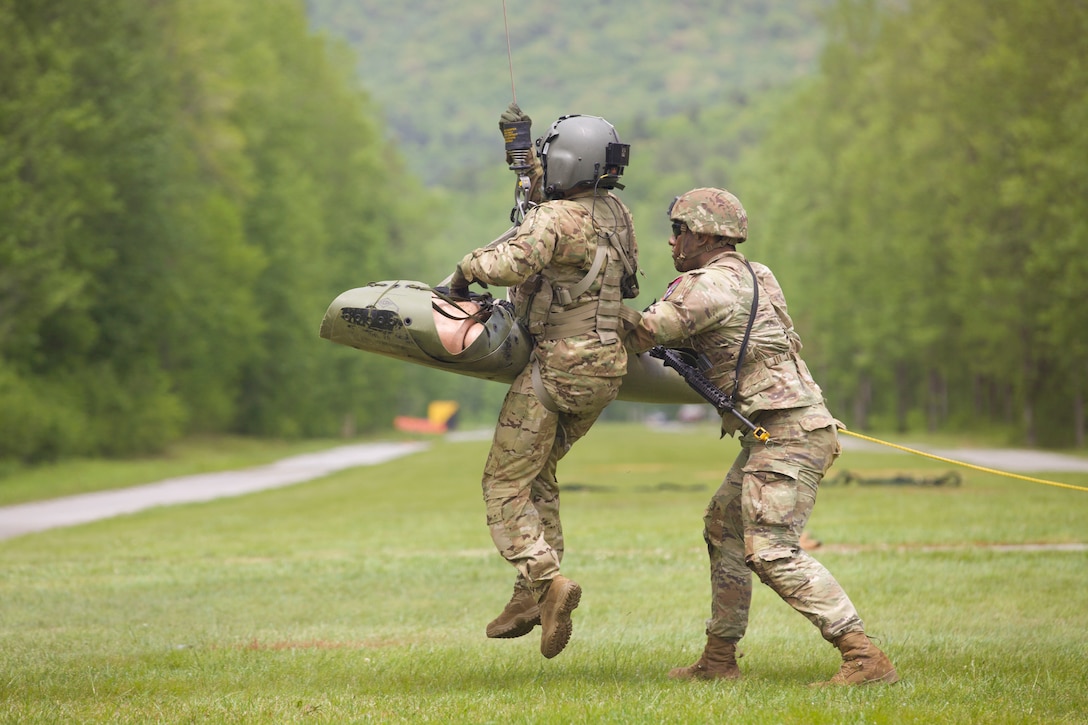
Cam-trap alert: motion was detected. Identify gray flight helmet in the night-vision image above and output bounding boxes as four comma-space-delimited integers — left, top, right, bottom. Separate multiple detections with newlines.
535, 114, 630, 198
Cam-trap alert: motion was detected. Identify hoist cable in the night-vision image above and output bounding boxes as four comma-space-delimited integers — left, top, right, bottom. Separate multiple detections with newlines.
502, 0, 517, 104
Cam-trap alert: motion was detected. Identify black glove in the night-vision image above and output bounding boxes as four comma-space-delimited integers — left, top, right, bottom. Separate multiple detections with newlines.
499, 102, 531, 129
449, 266, 470, 300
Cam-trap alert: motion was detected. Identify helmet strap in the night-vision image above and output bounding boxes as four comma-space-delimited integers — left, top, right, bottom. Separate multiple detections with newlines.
685, 232, 720, 258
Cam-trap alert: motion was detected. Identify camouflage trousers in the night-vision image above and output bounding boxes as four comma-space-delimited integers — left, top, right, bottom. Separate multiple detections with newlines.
481, 362, 621, 595
703, 404, 864, 642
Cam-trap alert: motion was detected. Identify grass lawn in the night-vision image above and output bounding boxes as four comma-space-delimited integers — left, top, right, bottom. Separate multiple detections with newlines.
1, 422, 1086, 723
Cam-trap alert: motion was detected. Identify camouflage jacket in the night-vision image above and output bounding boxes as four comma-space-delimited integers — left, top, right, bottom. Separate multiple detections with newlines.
627, 249, 826, 430
458, 190, 636, 378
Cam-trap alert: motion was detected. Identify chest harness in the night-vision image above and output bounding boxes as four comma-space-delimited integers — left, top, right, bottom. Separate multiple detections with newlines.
526, 194, 641, 411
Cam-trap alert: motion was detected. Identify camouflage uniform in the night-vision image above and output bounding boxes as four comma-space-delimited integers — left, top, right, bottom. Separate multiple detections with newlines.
628, 249, 864, 643
459, 189, 636, 595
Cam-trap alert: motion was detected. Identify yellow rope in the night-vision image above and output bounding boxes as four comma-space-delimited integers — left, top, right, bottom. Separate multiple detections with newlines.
839, 429, 1088, 494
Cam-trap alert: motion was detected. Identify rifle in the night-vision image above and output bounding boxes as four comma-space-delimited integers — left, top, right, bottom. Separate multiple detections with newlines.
648, 346, 770, 442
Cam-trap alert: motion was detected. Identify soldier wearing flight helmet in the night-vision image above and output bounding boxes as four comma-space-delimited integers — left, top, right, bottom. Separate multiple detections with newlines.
449, 106, 639, 659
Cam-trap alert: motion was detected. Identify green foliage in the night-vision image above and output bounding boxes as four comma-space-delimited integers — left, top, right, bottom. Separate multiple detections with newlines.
0, 0, 436, 461
304, 0, 836, 298
0, 362, 91, 463
308, 0, 1088, 446
4, 0, 1086, 462
742, 0, 1088, 444
305, 0, 831, 183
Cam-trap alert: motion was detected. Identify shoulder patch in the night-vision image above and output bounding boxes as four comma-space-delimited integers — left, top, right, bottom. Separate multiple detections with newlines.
663, 271, 704, 301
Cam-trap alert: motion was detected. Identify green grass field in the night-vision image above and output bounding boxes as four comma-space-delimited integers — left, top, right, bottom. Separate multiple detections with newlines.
2, 423, 1086, 723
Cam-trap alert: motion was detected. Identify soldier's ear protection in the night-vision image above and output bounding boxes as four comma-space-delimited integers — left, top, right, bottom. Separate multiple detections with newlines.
603, 142, 630, 178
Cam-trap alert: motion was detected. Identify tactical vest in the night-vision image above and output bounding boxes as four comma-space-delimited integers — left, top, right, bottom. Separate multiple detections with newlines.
520, 192, 640, 344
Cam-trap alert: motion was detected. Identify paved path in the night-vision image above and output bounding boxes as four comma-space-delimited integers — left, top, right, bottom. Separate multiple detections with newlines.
3, 434, 1086, 542
0, 442, 428, 541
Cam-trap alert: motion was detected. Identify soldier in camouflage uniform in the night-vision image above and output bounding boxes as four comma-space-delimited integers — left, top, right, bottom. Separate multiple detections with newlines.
449, 107, 639, 659
626, 188, 898, 686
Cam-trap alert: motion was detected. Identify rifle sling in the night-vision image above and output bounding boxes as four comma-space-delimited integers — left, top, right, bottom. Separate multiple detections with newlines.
729, 259, 760, 403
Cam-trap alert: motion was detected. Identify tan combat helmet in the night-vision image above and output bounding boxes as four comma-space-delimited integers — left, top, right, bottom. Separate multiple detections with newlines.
668, 187, 748, 241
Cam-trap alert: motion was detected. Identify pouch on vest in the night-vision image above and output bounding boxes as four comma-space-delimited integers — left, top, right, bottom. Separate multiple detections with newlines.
522, 274, 553, 337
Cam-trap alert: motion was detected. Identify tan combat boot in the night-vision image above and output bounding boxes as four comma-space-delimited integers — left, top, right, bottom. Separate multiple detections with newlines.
485, 586, 540, 639
812, 631, 899, 686
538, 575, 581, 659
668, 634, 742, 680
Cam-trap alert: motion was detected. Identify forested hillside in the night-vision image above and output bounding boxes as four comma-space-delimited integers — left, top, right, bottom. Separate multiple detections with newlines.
308, 0, 1088, 446
304, 0, 829, 184
303, 1, 832, 280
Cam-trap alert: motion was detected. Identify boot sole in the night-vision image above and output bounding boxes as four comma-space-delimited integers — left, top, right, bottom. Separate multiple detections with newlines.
668, 667, 742, 681
868, 669, 900, 685
809, 667, 900, 687
486, 611, 541, 639
540, 581, 581, 659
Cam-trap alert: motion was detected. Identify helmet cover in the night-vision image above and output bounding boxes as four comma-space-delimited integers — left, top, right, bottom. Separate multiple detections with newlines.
668, 187, 748, 241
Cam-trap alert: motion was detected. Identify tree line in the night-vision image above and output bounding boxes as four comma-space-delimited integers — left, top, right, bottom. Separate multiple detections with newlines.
389, 0, 1088, 447
437, 0, 1088, 448
3, 0, 1085, 466
740, 0, 1088, 446
0, 0, 430, 463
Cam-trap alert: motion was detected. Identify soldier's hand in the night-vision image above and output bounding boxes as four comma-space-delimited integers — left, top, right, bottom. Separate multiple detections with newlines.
499, 102, 531, 128
449, 266, 470, 300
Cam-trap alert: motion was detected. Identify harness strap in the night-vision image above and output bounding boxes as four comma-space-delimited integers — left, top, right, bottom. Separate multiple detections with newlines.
541, 297, 641, 341
618, 304, 641, 333
542, 301, 598, 340
554, 241, 608, 305
712, 347, 793, 368
748, 350, 792, 369
530, 358, 560, 413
